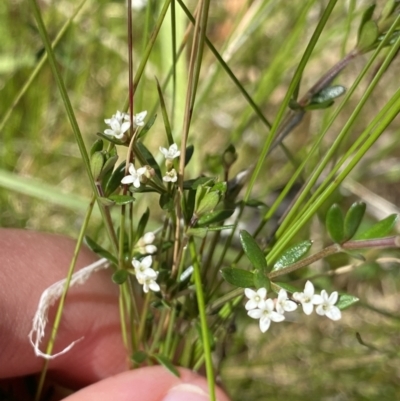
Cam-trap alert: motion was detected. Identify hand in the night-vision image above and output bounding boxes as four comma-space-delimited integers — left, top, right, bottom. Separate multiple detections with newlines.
0, 229, 230, 401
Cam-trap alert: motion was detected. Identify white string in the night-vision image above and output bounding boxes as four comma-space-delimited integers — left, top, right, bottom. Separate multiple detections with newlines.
29, 257, 110, 360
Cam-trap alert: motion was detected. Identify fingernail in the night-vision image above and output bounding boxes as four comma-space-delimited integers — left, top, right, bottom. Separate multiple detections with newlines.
162, 383, 214, 401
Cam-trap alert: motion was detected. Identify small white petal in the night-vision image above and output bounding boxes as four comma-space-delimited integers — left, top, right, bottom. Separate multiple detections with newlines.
302, 302, 314, 315
121, 176, 135, 185
270, 311, 285, 322
248, 309, 263, 319
326, 307, 341, 321
304, 280, 314, 296
259, 317, 271, 333
244, 288, 256, 299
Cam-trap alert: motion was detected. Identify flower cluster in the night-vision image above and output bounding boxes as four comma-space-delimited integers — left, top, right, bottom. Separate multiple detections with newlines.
160, 143, 180, 183
104, 110, 147, 141
245, 281, 341, 333
132, 255, 160, 293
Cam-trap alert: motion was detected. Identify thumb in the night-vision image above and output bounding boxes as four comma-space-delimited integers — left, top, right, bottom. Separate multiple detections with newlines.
64, 366, 231, 401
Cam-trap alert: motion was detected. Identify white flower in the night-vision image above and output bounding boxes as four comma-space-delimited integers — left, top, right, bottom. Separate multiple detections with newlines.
139, 274, 160, 293
104, 110, 130, 139
121, 163, 147, 188
316, 290, 342, 321
163, 168, 178, 183
160, 143, 181, 160
293, 280, 323, 315
137, 232, 157, 254
244, 288, 267, 310
248, 299, 285, 333
132, 255, 155, 280
132, 255, 160, 292
275, 289, 298, 315
133, 110, 147, 128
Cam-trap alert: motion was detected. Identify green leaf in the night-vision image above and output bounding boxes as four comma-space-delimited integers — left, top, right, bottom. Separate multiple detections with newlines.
239, 230, 268, 272
220, 267, 254, 288
326, 204, 345, 243
131, 350, 148, 364
310, 85, 346, 104
253, 269, 271, 290
136, 208, 150, 240
138, 113, 157, 139
358, 4, 376, 38
344, 201, 366, 241
211, 181, 227, 194
153, 354, 180, 377
336, 293, 359, 310
90, 139, 103, 156
159, 193, 174, 211
197, 209, 234, 226
112, 269, 128, 284
185, 145, 194, 166
357, 20, 379, 51
84, 236, 118, 265
99, 155, 118, 180
271, 281, 300, 294
356, 214, 398, 240
136, 142, 162, 179
90, 151, 105, 180
196, 191, 220, 216
272, 240, 312, 271
108, 194, 135, 205
104, 161, 125, 196
186, 227, 208, 238
242, 199, 269, 209
97, 196, 116, 207
304, 99, 334, 110
207, 225, 234, 232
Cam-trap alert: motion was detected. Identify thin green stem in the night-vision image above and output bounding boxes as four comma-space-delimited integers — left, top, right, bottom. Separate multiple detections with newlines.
189, 237, 216, 401
35, 195, 96, 401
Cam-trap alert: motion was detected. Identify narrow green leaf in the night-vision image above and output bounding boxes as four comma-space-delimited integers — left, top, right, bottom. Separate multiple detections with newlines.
112, 269, 128, 284
310, 85, 346, 104
197, 209, 234, 226
84, 236, 118, 265
356, 214, 398, 240
207, 225, 234, 232
239, 230, 268, 272
336, 294, 359, 310
99, 155, 118, 180
242, 199, 269, 209
358, 3, 376, 38
97, 196, 115, 207
344, 201, 366, 240
196, 191, 220, 216
108, 194, 135, 205
90, 151, 105, 180
271, 281, 300, 294
136, 142, 162, 179
326, 204, 345, 243
154, 354, 180, 377
272, 240, 312, 271
304, 99, 334, 110
131, 350, 148, 364
136, 208, 150, 240
220, 267, 254, 288
186, 227, 208, 238
253, 269, 271, 290
357, 20, 379, 51
138, 113, 157, 139
159, 193, 174, 211
185, 145, 194, 167
105, 161, 125, 196
90, 139, 103, 156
